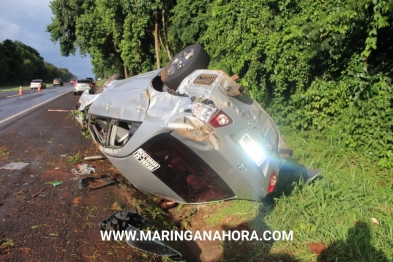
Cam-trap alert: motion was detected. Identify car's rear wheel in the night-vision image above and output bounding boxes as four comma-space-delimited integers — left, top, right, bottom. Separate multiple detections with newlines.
161, 44, 210, 91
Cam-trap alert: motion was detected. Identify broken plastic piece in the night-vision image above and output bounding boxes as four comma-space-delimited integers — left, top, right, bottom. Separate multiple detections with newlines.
100, 211, 182, 259
53, 181, 63, 186
78, 176, 115, 190
71, 164, 96, 175
99, 210, 146, 231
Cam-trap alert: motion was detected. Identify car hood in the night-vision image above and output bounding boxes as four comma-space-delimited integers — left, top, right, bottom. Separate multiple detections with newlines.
79, 91, 100, 111
88, 70, 160, 122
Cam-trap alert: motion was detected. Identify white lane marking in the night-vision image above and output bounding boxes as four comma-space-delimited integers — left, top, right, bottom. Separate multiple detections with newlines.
0, 91, 71, 125
6, 94, 21, 98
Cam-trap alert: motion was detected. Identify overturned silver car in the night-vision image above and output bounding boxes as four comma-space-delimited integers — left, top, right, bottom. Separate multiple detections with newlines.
76, 44, 293, 204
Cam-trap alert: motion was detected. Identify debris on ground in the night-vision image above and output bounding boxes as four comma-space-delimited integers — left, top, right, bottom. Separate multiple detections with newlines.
31, 188, 46, 198
71, 164, 96, 175
158, 197, 178, 209
52, 181, 63, 186
78, 176, 115, 190
99, 211, 182, 258
48, 109, 74, 112
0, 162, 29, 170
84, 155, 106, 161
99, 210, 146, 231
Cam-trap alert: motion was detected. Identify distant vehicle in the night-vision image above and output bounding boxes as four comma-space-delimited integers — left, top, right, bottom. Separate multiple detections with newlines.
30, 79, 46, 90
74, 79, 95, 95
53, 78, 63, 86
70, 78, 76, 84
86, 77, 95, 85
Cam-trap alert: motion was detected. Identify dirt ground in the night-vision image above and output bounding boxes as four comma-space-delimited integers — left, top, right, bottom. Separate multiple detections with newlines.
0, 92, 178, 261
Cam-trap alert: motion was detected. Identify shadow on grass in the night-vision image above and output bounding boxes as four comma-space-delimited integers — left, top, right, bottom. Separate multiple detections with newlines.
220, 158, 321, 261
317, 221, 389, 262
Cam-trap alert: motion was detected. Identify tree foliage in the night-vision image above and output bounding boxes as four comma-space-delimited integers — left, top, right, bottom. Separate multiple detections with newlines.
0, 39, 74, 85
47, 0, 176, 78
46, 0, 393, 166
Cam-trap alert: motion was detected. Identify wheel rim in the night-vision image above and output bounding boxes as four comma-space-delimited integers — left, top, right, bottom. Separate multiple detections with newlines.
167, 48, 195, 76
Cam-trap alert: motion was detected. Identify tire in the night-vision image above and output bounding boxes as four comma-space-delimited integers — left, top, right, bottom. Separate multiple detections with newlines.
161, 44, 210, 90
73, 92, 77, 96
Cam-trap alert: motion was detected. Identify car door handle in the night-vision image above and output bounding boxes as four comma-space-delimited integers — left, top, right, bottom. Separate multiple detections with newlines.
106, 104, 111, 110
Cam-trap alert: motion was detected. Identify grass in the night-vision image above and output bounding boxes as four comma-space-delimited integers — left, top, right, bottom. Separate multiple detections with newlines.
218, 127, 393, 261
96, 79, 106, 86
63, 75, 392, 260
0, 83, 53, 92
66, 152, 82, 163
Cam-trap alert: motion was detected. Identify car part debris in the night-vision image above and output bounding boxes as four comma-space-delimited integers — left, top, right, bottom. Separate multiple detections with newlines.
99, 210, 146, 231
0, 162, 29, 170
84, 155, 106, 161
100, 211, 182, 259
71, 164, 96, 174
31, 188, 46, 198
78, 176, 115, 190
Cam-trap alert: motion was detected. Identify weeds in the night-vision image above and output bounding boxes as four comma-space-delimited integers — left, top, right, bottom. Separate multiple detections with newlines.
0, 238, 14, 254
86, 206, 98, 219
67, 152, 82, 163
0, 149, 10, 157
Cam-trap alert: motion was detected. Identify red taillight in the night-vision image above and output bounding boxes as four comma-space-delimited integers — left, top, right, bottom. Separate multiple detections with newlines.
90, 83, 94, 88
208, 110, 233, 128
268, 170, 278, 193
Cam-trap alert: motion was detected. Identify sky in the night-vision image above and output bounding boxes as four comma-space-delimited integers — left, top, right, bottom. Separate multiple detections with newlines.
0, 0, 94, 79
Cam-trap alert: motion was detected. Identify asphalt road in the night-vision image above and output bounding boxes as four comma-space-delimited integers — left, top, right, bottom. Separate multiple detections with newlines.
0, 84, 74, 129
0, 91, 163, 261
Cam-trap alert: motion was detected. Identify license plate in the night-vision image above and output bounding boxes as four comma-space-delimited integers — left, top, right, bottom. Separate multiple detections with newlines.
239, 134, 266, 166
132, 148, 160, 172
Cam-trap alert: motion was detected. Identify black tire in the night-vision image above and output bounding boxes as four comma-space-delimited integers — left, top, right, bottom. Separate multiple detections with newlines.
162, 44, 210, 90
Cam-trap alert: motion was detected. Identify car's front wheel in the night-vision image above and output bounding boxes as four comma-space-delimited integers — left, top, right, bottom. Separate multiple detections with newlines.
161, 44, 210, 91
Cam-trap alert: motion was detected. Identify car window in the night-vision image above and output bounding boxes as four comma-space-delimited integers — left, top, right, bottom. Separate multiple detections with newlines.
135, 134, 235, 203
77, 80, 91, 83
31, 80, 42, 83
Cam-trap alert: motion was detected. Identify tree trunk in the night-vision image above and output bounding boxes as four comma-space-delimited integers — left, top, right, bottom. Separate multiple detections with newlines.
162, 9, 172, 60
154, 14, 161, 69
123, 64, 128, 79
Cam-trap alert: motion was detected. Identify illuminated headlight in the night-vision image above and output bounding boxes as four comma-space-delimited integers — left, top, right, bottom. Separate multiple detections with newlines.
192, 103, 217, 122
239, 134, 266, 166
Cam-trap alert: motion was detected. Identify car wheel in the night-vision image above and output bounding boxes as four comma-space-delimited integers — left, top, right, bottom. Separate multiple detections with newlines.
73, 92, 77, 95
161, 44, 210, 91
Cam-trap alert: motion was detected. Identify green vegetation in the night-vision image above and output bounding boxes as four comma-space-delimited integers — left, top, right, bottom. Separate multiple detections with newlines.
47, 0, 393, 165
0, 39, 75, 86
209, 128, 393, 261
0, 238, 14, 254
47, 0, 393, 260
